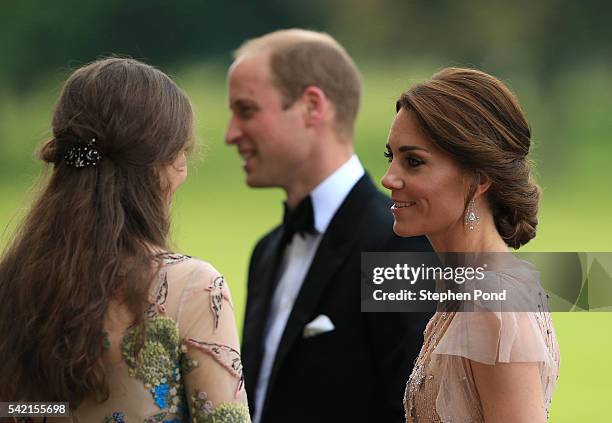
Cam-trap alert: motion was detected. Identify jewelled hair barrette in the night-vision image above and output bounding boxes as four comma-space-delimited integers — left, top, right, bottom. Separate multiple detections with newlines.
64, 137, 102, 168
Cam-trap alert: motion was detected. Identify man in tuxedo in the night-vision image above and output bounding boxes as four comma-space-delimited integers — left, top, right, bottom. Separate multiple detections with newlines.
225, 29, 432, 423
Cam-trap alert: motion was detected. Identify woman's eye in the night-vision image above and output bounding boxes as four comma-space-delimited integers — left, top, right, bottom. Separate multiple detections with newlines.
384, 151, 393, 162
407, 157, 424, 167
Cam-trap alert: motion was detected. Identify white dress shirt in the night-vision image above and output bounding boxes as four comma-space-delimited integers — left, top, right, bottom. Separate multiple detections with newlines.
252, 155, 365, 423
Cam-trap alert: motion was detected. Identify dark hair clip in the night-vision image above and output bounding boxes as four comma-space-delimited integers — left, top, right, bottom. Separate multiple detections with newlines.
64, 137, 102, 169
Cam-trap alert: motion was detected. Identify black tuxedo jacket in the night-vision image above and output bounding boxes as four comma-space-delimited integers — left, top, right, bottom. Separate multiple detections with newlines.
242, 174, 432, 423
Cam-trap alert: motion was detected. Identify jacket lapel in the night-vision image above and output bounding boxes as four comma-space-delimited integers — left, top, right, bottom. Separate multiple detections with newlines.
242, 227, 284, 395
263, 174, 376, 404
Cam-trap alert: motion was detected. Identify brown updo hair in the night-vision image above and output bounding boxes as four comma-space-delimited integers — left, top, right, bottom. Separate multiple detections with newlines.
396, 67, 539, 249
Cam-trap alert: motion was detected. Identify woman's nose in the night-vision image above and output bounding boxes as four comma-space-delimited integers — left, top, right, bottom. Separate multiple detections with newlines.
381, 167, 403, 191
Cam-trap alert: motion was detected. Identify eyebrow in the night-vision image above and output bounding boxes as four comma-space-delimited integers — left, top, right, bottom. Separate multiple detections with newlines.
385, 143, 430, 153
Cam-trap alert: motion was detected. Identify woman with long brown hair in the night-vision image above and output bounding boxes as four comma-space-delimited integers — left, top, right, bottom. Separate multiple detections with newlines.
0, 58, 250, 422
382, 68, 560, 422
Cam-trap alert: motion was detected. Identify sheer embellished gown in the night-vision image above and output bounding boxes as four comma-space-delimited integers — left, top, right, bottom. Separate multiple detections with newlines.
404, 261, 560, 423
73, 253, 251, 423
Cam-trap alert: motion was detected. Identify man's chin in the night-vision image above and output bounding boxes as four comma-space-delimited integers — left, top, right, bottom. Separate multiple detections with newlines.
245, 174, 274, 188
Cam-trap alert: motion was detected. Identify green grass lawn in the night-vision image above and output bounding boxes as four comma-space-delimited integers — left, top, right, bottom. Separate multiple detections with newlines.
1, 60, 611, 421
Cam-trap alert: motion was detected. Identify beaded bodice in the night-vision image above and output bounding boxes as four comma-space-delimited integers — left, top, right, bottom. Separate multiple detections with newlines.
404, 312, 483, 423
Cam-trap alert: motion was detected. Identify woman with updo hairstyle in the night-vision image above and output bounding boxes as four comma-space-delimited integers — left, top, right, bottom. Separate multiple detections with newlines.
0, 58, 250, 422
382, 68, 560, 422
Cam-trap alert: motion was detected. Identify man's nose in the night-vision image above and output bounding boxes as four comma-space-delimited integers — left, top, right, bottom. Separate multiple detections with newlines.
225, 116, 242, 145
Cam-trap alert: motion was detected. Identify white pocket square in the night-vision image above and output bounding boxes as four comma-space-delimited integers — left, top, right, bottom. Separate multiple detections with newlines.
303, 314, 335, 338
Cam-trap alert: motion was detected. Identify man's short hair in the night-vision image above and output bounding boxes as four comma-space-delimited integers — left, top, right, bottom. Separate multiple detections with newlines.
234, 29, 362, 137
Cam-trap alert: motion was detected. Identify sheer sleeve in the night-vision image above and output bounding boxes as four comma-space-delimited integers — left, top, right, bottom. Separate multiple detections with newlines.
176, 261, 250, 422
430, 269, 560, 422
433, 271, 556, 366
433, 310, 554, 365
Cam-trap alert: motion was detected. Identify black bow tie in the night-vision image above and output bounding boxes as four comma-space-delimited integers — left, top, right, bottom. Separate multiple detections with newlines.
282, 195, 316, 244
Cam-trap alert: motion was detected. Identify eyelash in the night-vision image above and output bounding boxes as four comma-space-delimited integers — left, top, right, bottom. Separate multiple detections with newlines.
384, 151, 425, 167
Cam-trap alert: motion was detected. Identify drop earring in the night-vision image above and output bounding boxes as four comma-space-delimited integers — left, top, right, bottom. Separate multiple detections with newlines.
465, 199, 479, 230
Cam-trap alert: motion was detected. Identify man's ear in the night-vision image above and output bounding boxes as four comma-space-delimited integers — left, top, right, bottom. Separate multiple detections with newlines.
300, 86, 328, 128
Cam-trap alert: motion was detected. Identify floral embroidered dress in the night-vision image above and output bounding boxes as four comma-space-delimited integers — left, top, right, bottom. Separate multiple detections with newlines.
71, 253, 250, 423
404, 260, 560, 423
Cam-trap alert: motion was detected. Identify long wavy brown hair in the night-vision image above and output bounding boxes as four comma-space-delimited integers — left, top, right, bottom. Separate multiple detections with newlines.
0, 58, 193, 405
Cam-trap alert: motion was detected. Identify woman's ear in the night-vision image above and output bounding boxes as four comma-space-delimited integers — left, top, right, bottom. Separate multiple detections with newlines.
156, 156, 186, 204
474, 171, 491, 198
464, 171, 491, 205
154, 165, 172, 202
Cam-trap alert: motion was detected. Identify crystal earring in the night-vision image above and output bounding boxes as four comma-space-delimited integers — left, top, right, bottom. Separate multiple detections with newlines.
465, 199, 479, 230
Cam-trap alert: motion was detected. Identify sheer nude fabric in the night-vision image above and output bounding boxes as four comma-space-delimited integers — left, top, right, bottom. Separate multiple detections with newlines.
404, 262, 560, 423
68, 254, 250, 423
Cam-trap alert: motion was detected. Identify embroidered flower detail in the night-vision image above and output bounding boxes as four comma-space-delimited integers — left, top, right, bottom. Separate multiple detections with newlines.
160, 252, 192, 266
103, 412, 126, 423
180, 351, 200, 375
205, 275, 232, 332
146, 273, 169, 318
144, 412, 166, 422
143, 411, 183, 423
153, 383, 169, 408
191, 389, 214, 418
189, 391, 250, 423
185, 339, 244, 395
121, 316, 179, 386
121, 316, 185, 412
